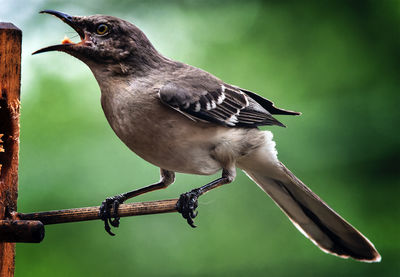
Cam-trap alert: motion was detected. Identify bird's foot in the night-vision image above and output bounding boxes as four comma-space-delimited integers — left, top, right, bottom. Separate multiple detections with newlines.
176, 189, 200, 228
99, 194, 126, 236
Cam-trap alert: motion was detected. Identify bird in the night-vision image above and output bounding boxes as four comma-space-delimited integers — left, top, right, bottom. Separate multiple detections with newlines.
34, 10, 381, 262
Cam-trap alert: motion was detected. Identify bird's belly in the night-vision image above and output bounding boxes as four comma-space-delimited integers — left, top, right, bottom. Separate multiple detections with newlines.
130, 134, 222, 175
125, 132, 222, 175
105, 100, 222, 175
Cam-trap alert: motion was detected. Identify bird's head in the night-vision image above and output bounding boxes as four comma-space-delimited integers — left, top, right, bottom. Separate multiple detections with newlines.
34, 10, 161, 74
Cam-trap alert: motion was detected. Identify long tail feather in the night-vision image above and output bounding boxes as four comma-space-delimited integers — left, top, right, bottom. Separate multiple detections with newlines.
237, 139, 381, 262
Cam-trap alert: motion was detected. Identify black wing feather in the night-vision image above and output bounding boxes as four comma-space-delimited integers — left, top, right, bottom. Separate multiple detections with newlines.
242, 89, 301, 116
159, 81, 300, 128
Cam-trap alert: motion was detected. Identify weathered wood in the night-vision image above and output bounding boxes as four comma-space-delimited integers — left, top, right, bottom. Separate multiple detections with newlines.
0, 221, 44, 243
18, 199, 178, 225
0, 22, 21, 277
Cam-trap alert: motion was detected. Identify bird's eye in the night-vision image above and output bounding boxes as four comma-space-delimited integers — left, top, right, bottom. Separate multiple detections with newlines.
96, 24, 109, 35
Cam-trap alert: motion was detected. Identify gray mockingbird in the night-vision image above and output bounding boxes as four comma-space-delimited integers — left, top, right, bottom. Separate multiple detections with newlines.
34, 10, 381, 262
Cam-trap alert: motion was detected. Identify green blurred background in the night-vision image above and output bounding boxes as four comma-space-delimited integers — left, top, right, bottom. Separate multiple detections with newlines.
1, 0, 399, 276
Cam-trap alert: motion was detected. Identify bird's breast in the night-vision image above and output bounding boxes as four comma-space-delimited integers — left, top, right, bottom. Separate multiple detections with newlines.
100, 86, 223, 175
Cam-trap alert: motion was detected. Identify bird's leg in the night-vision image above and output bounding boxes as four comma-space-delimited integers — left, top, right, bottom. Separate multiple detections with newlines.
100, 169, 175, 236
176, 169, 235, 228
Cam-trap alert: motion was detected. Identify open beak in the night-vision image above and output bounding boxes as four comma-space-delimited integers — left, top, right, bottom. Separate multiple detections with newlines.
33, 10, 86, 55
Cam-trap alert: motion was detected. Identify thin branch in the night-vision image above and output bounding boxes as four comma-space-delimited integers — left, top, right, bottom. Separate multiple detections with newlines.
17, 199, 178, 225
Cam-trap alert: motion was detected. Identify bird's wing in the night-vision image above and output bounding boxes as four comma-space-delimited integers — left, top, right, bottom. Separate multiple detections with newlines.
240, 88, 301, 116
158, 81, 299, 128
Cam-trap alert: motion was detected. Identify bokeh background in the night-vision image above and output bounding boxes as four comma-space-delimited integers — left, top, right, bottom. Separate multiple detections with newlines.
1, 0, 399, 276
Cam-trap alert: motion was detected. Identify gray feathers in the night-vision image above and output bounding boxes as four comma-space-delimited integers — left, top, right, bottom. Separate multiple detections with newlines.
159, 79, 299, 128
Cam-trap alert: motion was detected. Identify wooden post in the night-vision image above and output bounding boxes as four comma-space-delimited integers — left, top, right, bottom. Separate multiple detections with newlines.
0, 23, 22, 276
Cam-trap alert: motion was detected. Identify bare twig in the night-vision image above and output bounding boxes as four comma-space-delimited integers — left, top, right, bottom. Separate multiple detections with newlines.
17, 199, 179, 225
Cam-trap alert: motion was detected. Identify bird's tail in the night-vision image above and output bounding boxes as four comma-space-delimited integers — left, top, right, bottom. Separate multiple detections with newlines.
237, 138, 381, 262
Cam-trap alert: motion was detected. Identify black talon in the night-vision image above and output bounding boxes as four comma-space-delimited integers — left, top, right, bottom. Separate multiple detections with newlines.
99, 195, 126, 235
99, 198, 115, 236
176, 176, 231, 228
110, 199, 121, 227
176, 189, 201, 228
